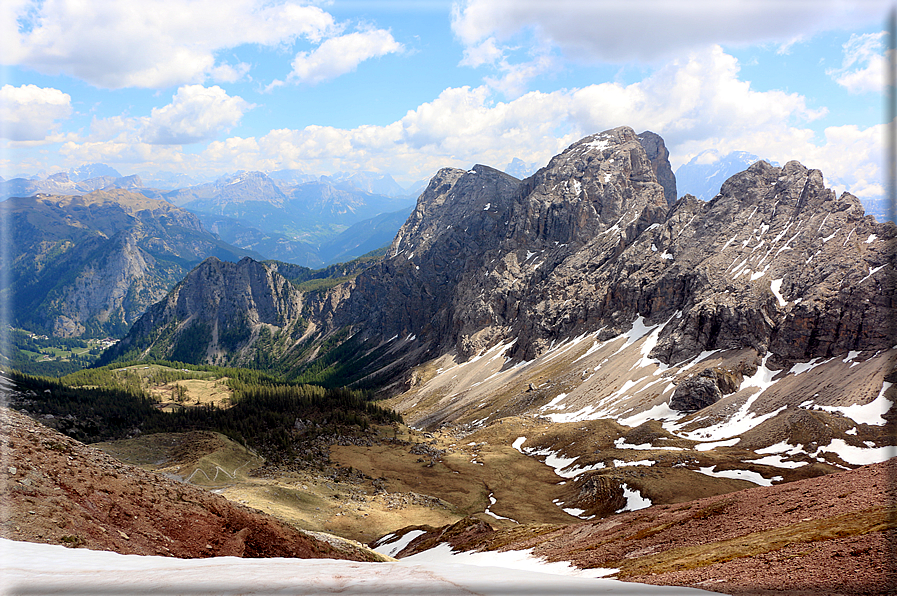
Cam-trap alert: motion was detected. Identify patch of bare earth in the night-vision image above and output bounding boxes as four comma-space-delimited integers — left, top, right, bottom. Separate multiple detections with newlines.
394, 459, 897, 595
0, 407, 382, 561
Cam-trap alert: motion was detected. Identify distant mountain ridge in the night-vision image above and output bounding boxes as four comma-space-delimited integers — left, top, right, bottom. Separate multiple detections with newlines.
3, 189, 260, 338
149, 170, 418, 256
675, 150, 767, 201
5, 164, 427, 267
1, 173, 146, 201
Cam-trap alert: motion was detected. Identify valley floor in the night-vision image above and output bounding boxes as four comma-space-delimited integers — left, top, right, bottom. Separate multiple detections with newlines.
3, 403, 896, 595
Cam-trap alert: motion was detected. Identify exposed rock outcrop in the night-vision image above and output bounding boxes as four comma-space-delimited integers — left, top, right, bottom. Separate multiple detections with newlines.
100, 257, 306, 366
637, 130, 677, 205
670, 367, 742, 412
315, 126, 895, 373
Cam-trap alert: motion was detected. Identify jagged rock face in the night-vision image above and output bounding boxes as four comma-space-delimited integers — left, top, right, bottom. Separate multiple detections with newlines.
317, 127, 674, 361
315, 126, 894, 376
106, 257, 306, 365
636, 131, 677, 206
318, 165, 522, 354
644, 160, 895, 364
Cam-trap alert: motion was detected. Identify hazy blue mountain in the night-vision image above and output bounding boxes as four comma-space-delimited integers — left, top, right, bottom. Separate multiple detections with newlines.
675, 150, 766, 201
67, 163, 122, 182
194, 212, 323, 267
503, 157, 539, 179
1, 173, 144, 201
317, 206, 414, 265
322, 171, 407, 197
4, 189, 259, 338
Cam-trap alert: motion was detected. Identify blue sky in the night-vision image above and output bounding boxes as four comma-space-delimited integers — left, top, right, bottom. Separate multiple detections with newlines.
0, 0, 892, 200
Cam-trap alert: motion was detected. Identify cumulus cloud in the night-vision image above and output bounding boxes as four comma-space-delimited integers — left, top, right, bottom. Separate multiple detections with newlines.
79, 85, 252, 148
288, 28, 403, 85
827, 32, 887, 94
451, 0, 890, 65
41, 47, 881, 201
0, 84, 72, 141
141, 85, 254, 145
2, 0, 337, 89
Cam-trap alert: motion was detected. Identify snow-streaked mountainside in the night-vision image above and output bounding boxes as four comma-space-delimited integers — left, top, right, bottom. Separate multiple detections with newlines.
106, 126, 895, 490
675, 149, 889, 221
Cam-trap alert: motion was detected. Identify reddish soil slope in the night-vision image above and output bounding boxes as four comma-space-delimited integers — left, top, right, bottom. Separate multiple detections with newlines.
395, 459, 897, 595
0, 407, 377, 561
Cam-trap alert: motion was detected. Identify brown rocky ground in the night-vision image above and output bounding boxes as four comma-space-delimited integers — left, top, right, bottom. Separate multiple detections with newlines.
0, 407, 385, 561
392, 458, 897, 595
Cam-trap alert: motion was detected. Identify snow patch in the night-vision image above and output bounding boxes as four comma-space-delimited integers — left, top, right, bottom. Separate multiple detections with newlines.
373, 529, 427, 557
6, 537, 674, 596
813, 439, 896, 466
815, 382, 893, 426
617, 400, 685, 428
403, 541, 623, 581
769, 278, 787, 307
859, 265, 885, 284
694, 438, 740, 451
788, 357, 833, 375
695, 466, 781, 487
616, 483, 652, 512
744, 455, 809, 469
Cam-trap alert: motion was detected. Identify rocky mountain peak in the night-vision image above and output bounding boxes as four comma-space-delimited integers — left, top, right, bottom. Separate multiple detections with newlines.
390, 165, 520, 257
636, 130, 677, 205
507, 126, 670, 249
110, 256, 305, 365
212, 171, 288, 205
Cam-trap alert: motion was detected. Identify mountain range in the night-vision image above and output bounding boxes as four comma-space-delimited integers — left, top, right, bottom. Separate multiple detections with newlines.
4, 167, 421, 268
103, 127, 894, 453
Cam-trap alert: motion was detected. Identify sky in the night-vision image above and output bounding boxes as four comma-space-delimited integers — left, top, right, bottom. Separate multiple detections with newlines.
0, 0, 894, 198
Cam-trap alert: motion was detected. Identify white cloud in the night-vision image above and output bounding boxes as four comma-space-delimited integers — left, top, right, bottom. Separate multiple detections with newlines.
0, 84, 72, 141
2, 0, 337, 89
288, 28, 403, 85
563, 46, 827, 154
59, 140, 185, 168
28, 47, 882, 202
814, 124, 885, 198
210, 62, 252, 84
73, 85, 252, 149
828, 32, 888, 94
451, 0, 890, 64
460, 37, 504, 68
140, 85, 254, 145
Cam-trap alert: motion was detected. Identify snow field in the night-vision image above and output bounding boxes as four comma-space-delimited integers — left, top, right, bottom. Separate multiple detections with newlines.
1, 538, 718, 595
